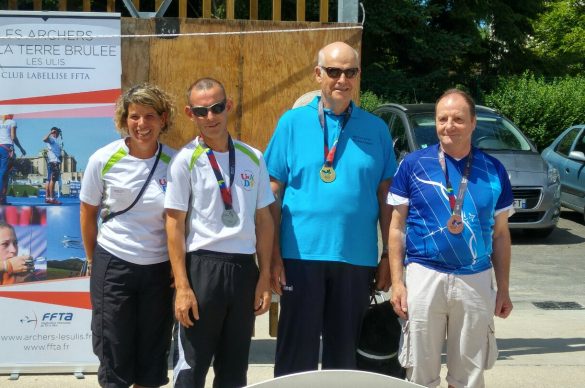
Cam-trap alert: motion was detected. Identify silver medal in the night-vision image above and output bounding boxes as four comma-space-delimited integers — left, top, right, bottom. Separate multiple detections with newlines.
222, 208, 239, 227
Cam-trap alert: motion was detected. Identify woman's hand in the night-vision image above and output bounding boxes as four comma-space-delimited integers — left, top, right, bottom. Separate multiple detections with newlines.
6, 255, 34, 274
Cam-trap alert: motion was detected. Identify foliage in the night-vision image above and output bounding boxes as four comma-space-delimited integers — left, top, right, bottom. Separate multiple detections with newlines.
359, 90, 387, 112
529, 0, 585, 76
360, 0, 544, 103
9, 184, 38, 197
485, 72, 585, 149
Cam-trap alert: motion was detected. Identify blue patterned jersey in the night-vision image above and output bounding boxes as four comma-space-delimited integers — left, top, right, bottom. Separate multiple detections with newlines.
390, 144, 513, 274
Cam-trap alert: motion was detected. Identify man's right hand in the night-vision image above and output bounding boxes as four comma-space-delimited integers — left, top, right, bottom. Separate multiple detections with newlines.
175, 287, 199, 328
270, 255, 286, 295
390, 281, 409, 320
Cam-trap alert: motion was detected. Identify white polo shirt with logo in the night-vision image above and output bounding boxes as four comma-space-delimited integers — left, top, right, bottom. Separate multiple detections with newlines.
165, 136, 274, 254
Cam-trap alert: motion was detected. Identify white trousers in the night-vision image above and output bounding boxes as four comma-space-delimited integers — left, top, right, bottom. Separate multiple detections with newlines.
399, 263, 498, 388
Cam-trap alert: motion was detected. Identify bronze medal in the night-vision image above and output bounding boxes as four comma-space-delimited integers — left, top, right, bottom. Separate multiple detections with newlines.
447, 214, 464, 234
320, 166, 336, 183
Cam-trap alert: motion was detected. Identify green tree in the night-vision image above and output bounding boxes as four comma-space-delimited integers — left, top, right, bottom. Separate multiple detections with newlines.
529, 0, 585, 75
485, 72, 585, 148
360, 0, 545, 103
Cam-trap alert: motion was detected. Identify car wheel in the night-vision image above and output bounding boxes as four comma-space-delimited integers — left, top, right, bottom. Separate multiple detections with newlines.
529, 227, 555, 239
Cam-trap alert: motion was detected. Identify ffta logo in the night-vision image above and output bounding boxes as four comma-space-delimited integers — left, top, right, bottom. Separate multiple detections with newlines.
42, 312, 73, 321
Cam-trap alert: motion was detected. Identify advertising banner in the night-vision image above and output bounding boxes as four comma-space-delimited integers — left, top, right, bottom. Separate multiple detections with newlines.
0, 11, 121, 373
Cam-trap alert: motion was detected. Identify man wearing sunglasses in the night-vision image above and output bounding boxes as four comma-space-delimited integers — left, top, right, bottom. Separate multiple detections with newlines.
165, 78, 274, 388
264, 41, 398, 376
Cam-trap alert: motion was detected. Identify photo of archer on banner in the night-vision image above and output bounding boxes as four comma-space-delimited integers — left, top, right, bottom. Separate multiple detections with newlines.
0, 115, 119, 283
0, 206, 47, 285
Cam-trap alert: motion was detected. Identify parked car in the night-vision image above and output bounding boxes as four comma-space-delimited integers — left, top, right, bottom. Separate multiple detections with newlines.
541, 125, 585, 223
374, 103, 561, 237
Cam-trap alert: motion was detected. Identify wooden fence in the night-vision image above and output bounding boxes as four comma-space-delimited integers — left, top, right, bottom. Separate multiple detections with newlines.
127, 18, 362, 150
4, 0, 332, 22
2, 3, 362, 150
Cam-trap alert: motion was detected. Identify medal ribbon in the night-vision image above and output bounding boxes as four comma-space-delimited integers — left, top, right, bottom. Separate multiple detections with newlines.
318, 99, 352, 167
203, 136, 235, 210
438, 147, 473, 216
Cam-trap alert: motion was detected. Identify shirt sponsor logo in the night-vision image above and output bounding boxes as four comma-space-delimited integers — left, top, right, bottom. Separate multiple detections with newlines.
351, 135, 373, 145
240, 170, 255, 191
159, 177, 168, 192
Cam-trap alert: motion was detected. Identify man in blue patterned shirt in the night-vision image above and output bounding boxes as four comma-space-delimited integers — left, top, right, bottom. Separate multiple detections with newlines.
388, 89, 514, 388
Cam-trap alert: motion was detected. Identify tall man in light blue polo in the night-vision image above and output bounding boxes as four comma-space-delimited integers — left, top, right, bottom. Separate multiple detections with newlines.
264, 41, 398, 376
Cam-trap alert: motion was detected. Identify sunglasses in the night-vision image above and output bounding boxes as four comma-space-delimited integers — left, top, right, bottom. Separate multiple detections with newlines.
320, 66, 359, 79
190, 100, 227, 117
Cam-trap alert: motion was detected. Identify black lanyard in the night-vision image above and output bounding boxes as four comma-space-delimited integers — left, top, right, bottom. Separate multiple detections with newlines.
102, 143, 162, 223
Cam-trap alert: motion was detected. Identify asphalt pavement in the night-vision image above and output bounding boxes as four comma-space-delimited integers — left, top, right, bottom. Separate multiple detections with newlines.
2, 211, 584, 387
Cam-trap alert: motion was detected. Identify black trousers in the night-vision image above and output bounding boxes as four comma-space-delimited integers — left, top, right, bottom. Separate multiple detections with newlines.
90, 245, 173, 388
274, 259, 375, 377
174, 250, 258, 388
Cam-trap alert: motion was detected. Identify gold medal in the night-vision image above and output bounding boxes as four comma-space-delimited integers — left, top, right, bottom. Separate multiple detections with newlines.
447, 214, 464, 234
320, 166, 336, 183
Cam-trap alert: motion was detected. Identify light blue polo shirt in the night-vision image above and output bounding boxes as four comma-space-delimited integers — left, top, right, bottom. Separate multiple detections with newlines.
264, 96, 397, 267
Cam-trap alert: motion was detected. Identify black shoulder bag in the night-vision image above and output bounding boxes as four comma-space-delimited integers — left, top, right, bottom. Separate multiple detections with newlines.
102, 144, 162, 223
356, 286, 406, 378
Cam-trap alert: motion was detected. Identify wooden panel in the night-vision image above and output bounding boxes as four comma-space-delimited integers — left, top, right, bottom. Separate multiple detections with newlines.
272, 0, 281, 21
227, 0, 235, 20
155, 0, 163, 10
8, 0, 17, 10
107, 0, 115, 12
33, 0, 42, 10
179, 0, 187, 18
148, 19, 243, 148
121, 18, 152, 92
59, 0, 67, 11
83, 0, 91, 11
239, 20, 361, 150
249, 0, 258, 20
320, 0, 328, 22
133, 0, 140, 11
123, 18, 361, 152
202, 0, 211, 18
297, 0, 306, 22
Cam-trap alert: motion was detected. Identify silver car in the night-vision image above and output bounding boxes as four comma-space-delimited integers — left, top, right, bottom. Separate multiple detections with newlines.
374, 103, 561, 237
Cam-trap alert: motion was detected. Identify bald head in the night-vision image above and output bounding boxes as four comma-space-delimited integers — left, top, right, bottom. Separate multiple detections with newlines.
317, 42, 359, 67
314, 42, 360, 114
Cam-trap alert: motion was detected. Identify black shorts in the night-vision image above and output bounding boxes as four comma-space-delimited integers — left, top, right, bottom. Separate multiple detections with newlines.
90, 245, 174, 387
48, 161, 61, 181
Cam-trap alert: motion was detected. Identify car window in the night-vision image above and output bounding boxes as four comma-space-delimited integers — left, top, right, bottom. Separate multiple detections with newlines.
571, 129, 585, 154
409, 113, 437, 149
555, 127, 581, 156
390, 116, 409, 155
377, 111, 393, 127
377, 110, 409, 157
473, 114, 532, 151
406, 111, 533, 151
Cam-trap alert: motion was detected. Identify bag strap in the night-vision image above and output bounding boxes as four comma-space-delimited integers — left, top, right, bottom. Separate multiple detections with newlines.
102, 143, 162, 223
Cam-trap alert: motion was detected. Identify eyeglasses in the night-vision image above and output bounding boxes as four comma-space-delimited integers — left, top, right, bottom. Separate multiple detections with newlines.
320, 66, 359, 79
190, 100, 227, 117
